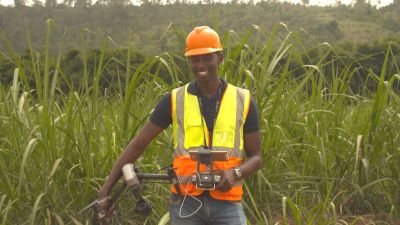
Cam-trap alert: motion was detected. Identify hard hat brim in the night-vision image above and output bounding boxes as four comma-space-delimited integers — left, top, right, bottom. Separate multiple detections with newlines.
185, 47, 223, 56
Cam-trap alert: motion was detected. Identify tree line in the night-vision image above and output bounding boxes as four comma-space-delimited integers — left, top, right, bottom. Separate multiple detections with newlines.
0, 1, 399, 92
7, 0, 400, 8
1, 35, 399, 93
0, 0, 399, 54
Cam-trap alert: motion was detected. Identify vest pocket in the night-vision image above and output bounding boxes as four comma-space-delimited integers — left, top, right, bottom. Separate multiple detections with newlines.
187, 117, 204, 146
213, 130, 234, 147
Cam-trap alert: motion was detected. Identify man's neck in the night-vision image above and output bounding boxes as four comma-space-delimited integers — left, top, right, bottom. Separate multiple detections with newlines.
196, 78, 221, 98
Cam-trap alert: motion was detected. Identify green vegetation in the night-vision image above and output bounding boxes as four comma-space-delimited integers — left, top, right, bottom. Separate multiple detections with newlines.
1, 1, 400, 54
1, 19, 400, 225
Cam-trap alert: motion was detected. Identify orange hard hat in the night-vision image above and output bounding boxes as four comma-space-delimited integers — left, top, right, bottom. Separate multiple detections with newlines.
185, 26, 223, 56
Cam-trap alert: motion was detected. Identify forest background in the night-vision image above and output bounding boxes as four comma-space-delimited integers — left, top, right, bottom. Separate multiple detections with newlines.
1, 0, 400, 224
1, 0, 400, 89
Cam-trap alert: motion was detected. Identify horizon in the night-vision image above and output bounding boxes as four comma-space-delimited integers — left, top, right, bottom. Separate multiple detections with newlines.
0, 0, 393, 7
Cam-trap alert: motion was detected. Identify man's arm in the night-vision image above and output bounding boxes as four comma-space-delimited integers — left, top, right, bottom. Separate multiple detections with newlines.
238, 131, 263, 177
216, 131, 263, 192
98, 121, 164, 204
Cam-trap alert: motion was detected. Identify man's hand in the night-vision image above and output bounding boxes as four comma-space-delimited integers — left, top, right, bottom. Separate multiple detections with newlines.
215, 169, 236, 192
95, 197, 115, 218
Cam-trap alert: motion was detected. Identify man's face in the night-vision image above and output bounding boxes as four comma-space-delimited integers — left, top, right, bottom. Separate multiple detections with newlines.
188, 52, 223, 81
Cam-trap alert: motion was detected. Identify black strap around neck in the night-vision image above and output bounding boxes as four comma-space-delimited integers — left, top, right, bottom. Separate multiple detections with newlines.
194, 81, 222, 148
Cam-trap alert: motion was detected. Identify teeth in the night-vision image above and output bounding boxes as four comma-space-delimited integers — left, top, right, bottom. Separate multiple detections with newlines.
199, 71, 207, 75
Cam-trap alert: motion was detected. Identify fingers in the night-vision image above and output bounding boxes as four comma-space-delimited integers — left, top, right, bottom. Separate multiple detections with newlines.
211, 169, 236, 192
103, 202, 116, 218
105, 206, 115, 218
217, 179, 233, 192
215, 171, 234, 192
95, 197, 115, 218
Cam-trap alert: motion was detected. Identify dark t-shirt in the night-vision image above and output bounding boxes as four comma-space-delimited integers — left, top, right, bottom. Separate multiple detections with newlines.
150, 80, 259, 139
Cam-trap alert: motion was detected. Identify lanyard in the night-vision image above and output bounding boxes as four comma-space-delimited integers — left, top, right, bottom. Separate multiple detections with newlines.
195, 81, 222, 148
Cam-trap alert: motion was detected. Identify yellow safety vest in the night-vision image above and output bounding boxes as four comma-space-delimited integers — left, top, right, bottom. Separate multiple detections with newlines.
171, 82, 251, 201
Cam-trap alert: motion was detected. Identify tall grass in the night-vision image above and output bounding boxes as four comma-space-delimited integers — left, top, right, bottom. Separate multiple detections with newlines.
0, 22, 399, 224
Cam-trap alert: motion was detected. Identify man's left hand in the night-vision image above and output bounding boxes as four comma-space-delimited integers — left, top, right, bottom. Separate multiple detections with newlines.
215, 169, 236, 192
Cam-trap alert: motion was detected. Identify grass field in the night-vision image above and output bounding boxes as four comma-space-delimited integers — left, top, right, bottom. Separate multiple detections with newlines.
0, 21, 399, 224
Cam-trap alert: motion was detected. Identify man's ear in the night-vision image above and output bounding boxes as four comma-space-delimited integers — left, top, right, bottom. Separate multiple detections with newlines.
217, 52, 224, 64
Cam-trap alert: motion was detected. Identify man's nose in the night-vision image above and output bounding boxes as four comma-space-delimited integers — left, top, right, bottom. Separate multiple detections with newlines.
196, 63, 207, 70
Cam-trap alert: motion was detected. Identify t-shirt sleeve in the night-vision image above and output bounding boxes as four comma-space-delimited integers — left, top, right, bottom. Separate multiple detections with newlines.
243, 98, 259, 134
149, 92, 172, 129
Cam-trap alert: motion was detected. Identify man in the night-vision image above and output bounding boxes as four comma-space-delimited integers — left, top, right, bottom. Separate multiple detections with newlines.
98, 26, 262, 225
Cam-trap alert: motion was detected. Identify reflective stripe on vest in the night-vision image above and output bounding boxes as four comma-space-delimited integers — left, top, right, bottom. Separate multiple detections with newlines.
171, 83, 251, 201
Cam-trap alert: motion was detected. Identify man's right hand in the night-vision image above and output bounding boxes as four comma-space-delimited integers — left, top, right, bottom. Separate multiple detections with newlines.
95, 197, 115, 218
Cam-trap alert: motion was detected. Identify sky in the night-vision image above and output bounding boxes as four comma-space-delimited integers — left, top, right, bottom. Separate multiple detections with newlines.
0, 0, 393, 7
